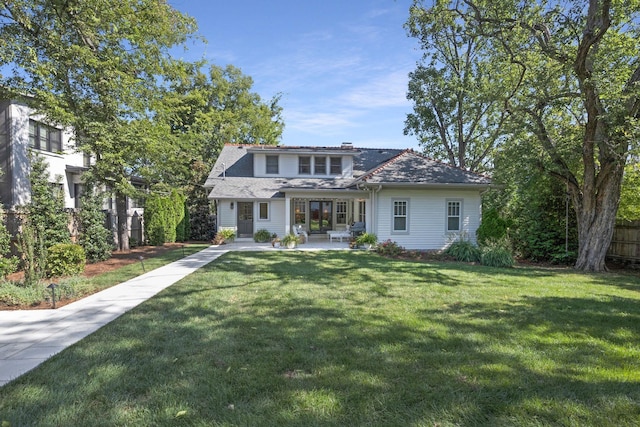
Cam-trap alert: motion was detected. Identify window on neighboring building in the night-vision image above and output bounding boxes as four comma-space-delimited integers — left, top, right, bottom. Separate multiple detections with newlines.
74, 183, 84, 209
266, 155, 279, 174
447, 200, 461, 232
336, 201, 347, 225
294, 199, 306, 224
393, 200, 408, 232
314, 156, 326, 175
330, 157, 342, 175
298, 156, 311, 174
259, 202, 269, 220
29, 120, 62, 153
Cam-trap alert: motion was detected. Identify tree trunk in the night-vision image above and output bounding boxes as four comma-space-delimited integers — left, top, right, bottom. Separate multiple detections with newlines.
115, 192, 129, 251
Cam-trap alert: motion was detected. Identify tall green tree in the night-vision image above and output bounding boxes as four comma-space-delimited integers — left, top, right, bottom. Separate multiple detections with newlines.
411, 0, 640, 271
0, 0, 197, 251
405, 5, 511, 172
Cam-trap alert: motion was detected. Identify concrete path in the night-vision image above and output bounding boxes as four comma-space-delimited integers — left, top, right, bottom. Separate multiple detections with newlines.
0, 245, 230, 387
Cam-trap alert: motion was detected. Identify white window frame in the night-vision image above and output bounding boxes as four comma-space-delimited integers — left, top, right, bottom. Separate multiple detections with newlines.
446, 200, 462, 232
392, 199, 409, 233
330, 157, 342, 175
298, 156, 311, 175
314, 156, 327, 175
336, 200, 347, 225
258, 202, 270, 221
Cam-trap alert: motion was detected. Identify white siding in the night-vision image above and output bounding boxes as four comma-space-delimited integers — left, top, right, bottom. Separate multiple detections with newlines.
217, 198, 287, 237
374, 188, 482, 250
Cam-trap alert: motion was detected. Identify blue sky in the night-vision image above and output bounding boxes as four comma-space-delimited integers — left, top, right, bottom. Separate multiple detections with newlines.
168, 0, 421, 150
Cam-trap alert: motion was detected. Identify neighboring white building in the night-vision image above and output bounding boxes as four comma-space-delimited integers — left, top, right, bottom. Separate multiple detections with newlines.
0, 98, 144, 243
204, 143, 492, 250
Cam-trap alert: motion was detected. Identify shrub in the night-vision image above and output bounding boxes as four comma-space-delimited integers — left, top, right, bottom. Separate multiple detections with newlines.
477, 208, 510, 245
376, 239, 404, 257
280, 233, 300, 247
213, 229, 236, 244
46, 243, 86, 277
79, 188, 112, 263
145, 189, 186, 245
254, 229, 272, 243
356, 232, 378, 247
445, 240, 481, 262
0, 206, 17, 278
480, 239, 515, 268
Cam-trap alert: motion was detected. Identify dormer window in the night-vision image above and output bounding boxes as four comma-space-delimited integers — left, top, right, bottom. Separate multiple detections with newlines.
314, 156, 326, 175
298, 156, 311, 174
266, 155, 279, 174
330, 157, 342, 175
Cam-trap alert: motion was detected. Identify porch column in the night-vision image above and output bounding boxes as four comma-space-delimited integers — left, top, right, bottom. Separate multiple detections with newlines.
284, 196, 291, 235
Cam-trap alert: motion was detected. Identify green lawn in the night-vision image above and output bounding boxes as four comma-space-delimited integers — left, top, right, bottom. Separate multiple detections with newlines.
2, 251, 640, 426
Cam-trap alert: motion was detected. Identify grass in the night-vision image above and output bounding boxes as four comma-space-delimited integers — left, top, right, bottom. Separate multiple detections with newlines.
1, 251, 640, 426
0, 243, 210, 307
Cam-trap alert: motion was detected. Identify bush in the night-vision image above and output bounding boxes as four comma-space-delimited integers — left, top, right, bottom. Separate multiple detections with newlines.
0, 206, 17, 278
46, 243, 86, 277
480, 239, 515, 268
477, 208, 510, 245
254, 229, 272, 243
280, 233, 300, 247
445, 240, 481, 262
213, 229, 236, 244
79, 188, 112, 263
376, 239, 404, 257
356, 232, 378, 247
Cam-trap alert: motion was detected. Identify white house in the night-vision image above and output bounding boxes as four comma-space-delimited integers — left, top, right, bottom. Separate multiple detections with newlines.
204, 143, 492, 250
0, 98, 144, 243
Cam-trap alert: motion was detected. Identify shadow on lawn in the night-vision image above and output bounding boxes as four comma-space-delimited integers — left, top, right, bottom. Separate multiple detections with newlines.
2, 252, 640, 425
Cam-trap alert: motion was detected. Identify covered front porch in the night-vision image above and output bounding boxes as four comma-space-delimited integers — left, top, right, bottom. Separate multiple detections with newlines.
284, 194, 369, 236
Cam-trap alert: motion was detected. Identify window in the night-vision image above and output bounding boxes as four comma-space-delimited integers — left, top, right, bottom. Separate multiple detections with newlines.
358, 200, 366, 223
259, 202, 269, 220
294, 199, 306, 224
447, 200, 461, 232
74, 183, 84, 209
330, 157, 342, 175
336, 201, 347, 225
29, 120, 62, 153
266, 155, 279, 174
298, 156, 311, 174
393, 200, 408, 232
314, 156, 326, 175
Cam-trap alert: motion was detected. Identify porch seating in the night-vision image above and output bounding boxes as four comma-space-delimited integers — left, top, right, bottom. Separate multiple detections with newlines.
350, 222, 366, 238
293, 224, 308, 243
327, 230, 351, 242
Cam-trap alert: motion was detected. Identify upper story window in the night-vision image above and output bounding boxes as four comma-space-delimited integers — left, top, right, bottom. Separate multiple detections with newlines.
266, 155, 279, 174
330, 157, 342, 175
314, 156, 326, 175
29, 120, 62, 153
298, 156, 311, 174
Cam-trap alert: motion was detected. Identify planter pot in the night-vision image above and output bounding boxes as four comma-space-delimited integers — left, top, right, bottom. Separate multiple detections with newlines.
286, 241, 296, 249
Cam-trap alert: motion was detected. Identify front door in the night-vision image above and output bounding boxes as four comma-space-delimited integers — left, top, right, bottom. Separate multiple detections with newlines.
309, 201, 333, 233
237, 202, 253, 238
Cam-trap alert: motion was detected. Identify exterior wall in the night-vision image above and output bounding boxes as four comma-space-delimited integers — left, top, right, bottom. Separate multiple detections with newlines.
373, 188, 482, 250
253, 152, 353, 179
216, 197, 287, 237
1, 100, 87, 210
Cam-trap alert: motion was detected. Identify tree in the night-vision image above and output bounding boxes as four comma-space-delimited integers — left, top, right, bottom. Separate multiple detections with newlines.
0, 0, 197, 251
78, 185, 113, 263
405, 5, 511, 172
618, 163, 640, 221
412, 0, 640, 271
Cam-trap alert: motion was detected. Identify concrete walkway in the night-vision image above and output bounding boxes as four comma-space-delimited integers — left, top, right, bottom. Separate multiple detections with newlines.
0, 239, 351, 387
0, 245, 230, 387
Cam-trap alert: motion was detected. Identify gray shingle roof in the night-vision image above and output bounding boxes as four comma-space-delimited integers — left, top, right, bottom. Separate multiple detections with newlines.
357, 150, 491, 186
204, 144, 490, 199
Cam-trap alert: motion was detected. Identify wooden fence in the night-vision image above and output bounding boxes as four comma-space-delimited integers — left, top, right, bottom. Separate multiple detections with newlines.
608, 220, 640, 264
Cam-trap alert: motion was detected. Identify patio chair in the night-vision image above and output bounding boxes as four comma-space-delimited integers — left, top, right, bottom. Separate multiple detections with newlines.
293, 224, 308, 243
350, 222, 365, 238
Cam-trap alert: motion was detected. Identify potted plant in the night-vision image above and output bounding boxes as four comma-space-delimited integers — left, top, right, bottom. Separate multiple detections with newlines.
356, 232, 378, 250
271, 233, 281, 248
281, 233, 300, 249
